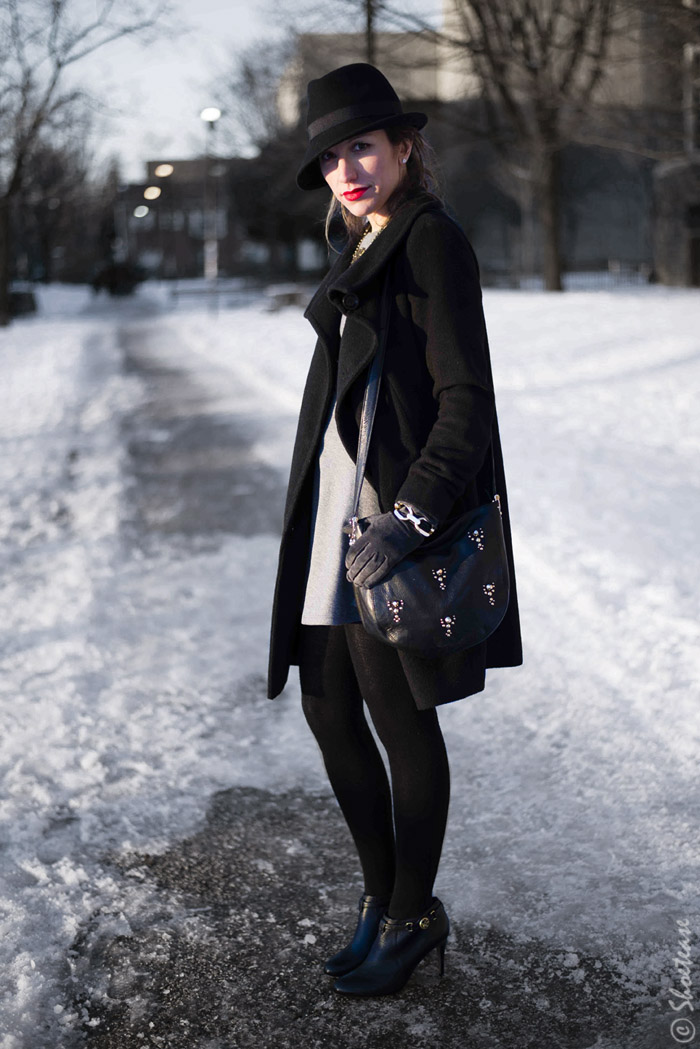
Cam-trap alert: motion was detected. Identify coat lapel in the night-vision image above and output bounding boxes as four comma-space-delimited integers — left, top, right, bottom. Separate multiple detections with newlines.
302, 239, 353, 364
303, 193, 442, 416
329, 192, 441, 300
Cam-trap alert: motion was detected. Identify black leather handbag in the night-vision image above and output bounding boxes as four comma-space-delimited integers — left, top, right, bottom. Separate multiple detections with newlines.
349, 271, 510, 658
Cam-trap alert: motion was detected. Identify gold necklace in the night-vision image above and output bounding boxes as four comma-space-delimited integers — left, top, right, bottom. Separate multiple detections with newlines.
351, 219, 389, 263
351, 228, 372, 262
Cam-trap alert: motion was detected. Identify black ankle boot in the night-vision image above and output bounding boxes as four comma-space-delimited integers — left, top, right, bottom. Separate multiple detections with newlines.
324, 893, 390, 977
333, 897, 449, 996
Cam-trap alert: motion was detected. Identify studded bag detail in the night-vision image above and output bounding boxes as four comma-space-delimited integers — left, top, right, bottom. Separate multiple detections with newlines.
348, 268, 510, 658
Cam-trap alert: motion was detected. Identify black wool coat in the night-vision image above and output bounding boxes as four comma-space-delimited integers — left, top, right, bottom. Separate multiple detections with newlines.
267, 191, 523, 708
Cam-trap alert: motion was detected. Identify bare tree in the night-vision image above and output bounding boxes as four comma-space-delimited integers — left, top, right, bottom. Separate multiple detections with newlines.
213, 31, 331, 272
217, 0, 698, 287
217, 35, 301, 155
379, 0, 700, 289
365, 0, 378, 64
16, 133, 96, 284
372, 0, 614, 289
0, 0, 171, 325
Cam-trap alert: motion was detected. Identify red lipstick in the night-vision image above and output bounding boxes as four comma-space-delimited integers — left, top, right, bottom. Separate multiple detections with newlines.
343, 186, 369, 201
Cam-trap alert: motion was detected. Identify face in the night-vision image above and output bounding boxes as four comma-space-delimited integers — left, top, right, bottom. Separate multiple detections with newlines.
318, 129, 410, 230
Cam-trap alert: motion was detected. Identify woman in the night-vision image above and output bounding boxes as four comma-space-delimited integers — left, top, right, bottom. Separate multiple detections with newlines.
267, 63, 522, 996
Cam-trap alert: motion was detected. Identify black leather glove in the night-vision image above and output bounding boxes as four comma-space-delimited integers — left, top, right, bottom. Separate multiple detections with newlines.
345, 511, 425, 588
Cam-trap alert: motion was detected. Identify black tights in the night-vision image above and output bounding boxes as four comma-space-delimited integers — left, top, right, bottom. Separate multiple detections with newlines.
299, 623, 450, 920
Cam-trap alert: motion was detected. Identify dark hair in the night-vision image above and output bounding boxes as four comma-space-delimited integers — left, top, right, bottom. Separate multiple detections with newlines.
323, 124, 442, 249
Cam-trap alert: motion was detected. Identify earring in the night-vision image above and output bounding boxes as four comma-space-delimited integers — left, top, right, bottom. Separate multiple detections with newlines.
401, 157, 408, 164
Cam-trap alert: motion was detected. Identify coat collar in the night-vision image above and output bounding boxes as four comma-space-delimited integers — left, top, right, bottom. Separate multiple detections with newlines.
303, 193, 443, 433
328, 191, 442, 302
303, 192, 442, 335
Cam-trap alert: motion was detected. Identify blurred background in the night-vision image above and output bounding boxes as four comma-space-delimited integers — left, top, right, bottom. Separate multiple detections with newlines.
1, 0, 699, 325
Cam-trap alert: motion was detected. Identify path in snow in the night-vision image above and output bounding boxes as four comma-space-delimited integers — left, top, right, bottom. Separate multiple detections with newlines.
0, 283, 698, 1049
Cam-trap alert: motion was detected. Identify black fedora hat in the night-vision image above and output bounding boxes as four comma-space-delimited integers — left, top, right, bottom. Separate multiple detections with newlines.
296, 63, 427, 191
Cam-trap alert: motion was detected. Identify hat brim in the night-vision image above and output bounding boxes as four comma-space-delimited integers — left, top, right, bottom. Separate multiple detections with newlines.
296, 110, 428, 191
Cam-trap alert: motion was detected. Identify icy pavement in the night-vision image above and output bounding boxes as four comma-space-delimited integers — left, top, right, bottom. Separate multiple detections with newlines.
0, 281, 699, 1048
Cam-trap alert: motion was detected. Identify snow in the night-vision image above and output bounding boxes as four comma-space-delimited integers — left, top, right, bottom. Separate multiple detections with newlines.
1, 279, 699, 1046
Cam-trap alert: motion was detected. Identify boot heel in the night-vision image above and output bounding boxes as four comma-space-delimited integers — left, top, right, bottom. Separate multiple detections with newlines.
335, 898, 450, 997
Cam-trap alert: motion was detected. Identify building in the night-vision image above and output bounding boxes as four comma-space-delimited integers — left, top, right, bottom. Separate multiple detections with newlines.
114, 157, 253, 279
652, 8, 700, 286
275, 2, 698, 286
114, 4, 700, 286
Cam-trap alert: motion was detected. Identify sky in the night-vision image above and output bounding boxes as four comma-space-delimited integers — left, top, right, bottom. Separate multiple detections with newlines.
70, 0, 274, 182
69, 0, 442, 184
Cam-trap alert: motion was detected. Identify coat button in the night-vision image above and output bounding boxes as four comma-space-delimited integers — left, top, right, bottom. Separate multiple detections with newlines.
342, 292, 359, 311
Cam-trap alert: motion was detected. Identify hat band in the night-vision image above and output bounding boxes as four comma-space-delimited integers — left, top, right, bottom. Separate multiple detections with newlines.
307, 101, 401, 140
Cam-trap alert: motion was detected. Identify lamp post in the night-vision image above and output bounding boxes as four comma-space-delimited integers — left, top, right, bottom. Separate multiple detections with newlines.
200, 107, 221, 305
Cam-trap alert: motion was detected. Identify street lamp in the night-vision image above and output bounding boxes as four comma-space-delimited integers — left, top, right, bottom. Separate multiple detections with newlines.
200, 107, 221, 125
200, 106, 221, 289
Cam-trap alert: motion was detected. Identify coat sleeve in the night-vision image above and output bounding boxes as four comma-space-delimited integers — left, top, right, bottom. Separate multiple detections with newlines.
394, 211, 495, 525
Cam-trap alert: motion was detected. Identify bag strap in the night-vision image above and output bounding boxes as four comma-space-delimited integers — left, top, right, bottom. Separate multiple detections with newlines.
350, 267, 499, 540
349, 269, 392, 539
482, 430, 499, 504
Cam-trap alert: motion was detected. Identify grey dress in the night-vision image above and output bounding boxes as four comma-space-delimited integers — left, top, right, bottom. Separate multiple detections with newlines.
300, 311, 382, 625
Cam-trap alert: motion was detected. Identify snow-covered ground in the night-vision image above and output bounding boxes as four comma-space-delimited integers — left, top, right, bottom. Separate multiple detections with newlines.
0, 280, 699, 1047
